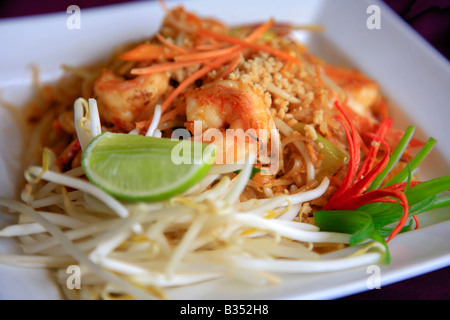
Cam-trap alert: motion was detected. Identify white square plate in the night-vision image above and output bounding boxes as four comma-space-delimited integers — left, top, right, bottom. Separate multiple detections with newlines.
0, 0, 449, 300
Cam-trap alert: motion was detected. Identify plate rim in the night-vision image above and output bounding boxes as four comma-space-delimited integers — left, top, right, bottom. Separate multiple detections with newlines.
0, 0, 449, 300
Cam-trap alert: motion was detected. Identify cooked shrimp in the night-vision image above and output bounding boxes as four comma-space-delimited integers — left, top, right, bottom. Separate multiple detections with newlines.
184, 79, 275, 164
323, 65, 379, 118
93, 69, 169, 124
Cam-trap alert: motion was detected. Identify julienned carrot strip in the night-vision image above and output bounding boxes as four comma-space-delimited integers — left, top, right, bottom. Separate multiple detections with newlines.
245, 18, 274, 42
135, 18, 287, 130
180, 6, 203, 28
131, 18, 277, 75
206, 36, 223, 49
157, 0, 169, 13
196, 28, 301, 64
155, 33, 188, 53
195, 44, 223, 51
162, 53, 236, 111
315, 64, 323, 85
136, 53, 237, 130
174, 46, 239, 62
131, 43, 239, 75
239, 21, 324, 36
119, 44, 178, 61
219, 52, 242, 79
131, 59, 213, 75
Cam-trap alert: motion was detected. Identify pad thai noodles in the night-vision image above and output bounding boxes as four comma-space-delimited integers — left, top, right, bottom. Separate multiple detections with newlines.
1, 4, 449, 300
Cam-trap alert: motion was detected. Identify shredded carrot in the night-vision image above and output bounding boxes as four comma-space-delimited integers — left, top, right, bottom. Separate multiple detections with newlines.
239, 21, 325, 37
155, 33, 188, 54
196, 28, 301, 64
162, 53, 235, 111
181, 7, 203, 28
219, 52, 242, 79
195, 44, 223, 51
245, 18, 274, 42
132, 18, 275, 74
119, 44, 179, 61
134, 18, 297, 132
136, 53, 236, 131
157, 0, 169, 13
174, 46, 239, 62
205, 36, 223, 49
131, 59, 212, 75
315, 64, 323, 85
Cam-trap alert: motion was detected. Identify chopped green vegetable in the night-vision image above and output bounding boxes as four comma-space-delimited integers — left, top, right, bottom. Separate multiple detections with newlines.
260, 30, 276, 41
294, 123, 348, 179
383, 137, 437, 187
368, 126, 415, 191
314, 210, 390, 263
234, 166, 261, 179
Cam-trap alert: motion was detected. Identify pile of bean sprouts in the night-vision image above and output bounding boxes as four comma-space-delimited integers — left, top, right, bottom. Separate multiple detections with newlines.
0, 98, 384, 300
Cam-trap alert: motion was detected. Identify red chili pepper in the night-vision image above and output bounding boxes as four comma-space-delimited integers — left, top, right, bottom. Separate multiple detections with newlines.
325, 101, 417, 242
356, 118, 393, 182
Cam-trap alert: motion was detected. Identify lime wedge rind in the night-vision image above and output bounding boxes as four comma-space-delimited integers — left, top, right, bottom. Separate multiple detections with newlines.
81, 132, 215, 203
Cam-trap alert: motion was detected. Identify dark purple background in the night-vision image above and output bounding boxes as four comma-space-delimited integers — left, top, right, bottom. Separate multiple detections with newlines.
0, 0, 449, 60
0, 0, 449, 300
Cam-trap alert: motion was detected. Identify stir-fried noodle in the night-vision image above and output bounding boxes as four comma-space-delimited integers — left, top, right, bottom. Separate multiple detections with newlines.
1, 4, 445, 300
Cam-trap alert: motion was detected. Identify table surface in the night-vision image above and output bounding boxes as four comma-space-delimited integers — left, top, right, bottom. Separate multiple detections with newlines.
0, 0, 449, 301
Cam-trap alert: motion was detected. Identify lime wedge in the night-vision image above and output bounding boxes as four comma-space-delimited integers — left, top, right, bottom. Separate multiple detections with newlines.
81, 132, 215, 202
